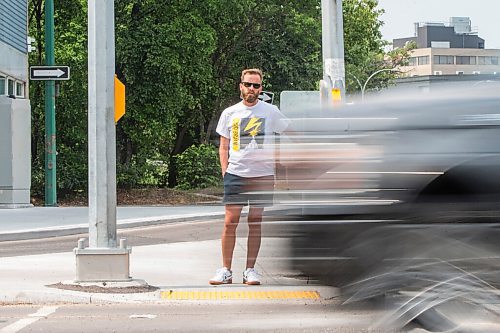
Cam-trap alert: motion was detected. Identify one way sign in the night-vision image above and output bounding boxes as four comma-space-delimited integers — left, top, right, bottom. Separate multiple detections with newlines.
30, 66, 70, 81
258, 91, 274, 104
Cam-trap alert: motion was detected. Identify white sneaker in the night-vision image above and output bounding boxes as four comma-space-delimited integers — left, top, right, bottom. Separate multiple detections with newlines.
209, 267, 232, 285
243, 268, 261, 285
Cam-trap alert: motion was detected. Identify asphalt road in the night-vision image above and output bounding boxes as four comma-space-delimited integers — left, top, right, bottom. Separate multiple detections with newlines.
0, 303, 410, 333
0, 219, 222, 258
0, 217, 300, 258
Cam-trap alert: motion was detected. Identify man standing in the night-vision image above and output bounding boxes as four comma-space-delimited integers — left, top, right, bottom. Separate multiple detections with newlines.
209, 68, 289, 285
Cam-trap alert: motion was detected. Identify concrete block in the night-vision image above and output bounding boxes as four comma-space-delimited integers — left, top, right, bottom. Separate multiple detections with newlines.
74, 247, 132, 282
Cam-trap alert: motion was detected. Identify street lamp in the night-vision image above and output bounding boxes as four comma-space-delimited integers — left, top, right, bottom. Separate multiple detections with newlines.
361, 68, 401, 101
348, 73, 363, 92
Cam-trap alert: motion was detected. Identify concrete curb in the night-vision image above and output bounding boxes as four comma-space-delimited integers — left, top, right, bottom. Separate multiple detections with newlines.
0, 285, 339, 305
0, 288, 161, 305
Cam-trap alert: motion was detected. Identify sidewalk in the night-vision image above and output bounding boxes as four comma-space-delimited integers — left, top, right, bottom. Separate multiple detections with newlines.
0, 205, 336, 304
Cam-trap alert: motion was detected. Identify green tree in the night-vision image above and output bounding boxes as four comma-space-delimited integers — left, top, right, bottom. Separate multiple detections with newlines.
115, 0, 323, 187
201, 0, 323, 143
343, 0, 389, 93
52, 0, 88, 195
28, 0, 395, 195
115, 0, 217, 187
28, 0, 88, 197
28, 0, 46, 196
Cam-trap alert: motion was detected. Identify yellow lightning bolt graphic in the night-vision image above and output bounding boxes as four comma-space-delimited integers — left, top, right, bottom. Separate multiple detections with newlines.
244, 117, 263, 137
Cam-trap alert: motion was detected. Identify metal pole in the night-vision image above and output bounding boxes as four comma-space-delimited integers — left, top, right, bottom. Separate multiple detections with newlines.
44, 0, 57, 206
361, 68, 399, 102
88, 0, 117, 248
321, 0, 345, 105
347, 73, 363, 93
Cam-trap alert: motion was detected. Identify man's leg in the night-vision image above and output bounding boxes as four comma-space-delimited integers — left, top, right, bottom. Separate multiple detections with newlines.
222, 204, 243, 270
246, 206, 264, 269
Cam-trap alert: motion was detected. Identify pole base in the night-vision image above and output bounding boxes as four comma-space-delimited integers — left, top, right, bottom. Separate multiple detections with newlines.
74, 247, 132, 282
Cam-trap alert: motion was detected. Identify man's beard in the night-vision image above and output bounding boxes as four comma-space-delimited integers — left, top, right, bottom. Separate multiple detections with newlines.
242, 90, 259, 103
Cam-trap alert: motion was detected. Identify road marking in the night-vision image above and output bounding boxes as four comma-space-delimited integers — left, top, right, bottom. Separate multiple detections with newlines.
0, 306, 58, 333
326, 171, 444, 175
160, 290, 320, 300
129, 314, 157, 319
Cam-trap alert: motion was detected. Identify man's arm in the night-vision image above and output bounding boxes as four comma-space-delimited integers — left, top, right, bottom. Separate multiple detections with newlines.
219, 136, 230, 176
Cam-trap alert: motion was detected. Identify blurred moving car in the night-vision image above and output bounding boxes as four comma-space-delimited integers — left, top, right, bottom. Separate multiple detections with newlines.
277, 85, 500, 219
275, 84, 500, 331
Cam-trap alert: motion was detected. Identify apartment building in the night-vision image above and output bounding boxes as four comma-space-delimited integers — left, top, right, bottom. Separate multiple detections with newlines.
0, 0, 31, 207
394, 17, 500, 77
0, 0, 28, 97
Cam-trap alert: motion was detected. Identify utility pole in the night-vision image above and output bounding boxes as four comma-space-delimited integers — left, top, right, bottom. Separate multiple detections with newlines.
87, 0, 117, 249
320, 0, 346, 107
74, 0, 131, 282
44, 0, 57, 206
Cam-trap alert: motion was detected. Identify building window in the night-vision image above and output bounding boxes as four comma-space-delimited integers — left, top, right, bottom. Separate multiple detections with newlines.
433, 55, 454, 64
456, 56, 476, 65
478, 56, 499, 65
417, 56, 429, 65
0, 76, 5, 95
408, 57, 417, 66
16, 82, 25, 98
7, 79, 15, 96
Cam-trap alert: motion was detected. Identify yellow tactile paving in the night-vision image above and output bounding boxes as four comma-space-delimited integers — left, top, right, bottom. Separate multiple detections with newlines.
160, 290, 320, 300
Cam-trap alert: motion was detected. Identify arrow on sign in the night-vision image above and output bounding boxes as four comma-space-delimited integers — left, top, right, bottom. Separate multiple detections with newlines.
30, 66, 70, 81
33, 69, 66, 78
258, 91, 274, 104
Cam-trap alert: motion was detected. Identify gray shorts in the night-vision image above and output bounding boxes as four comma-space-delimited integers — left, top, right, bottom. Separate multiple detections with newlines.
222, 173, 274, 207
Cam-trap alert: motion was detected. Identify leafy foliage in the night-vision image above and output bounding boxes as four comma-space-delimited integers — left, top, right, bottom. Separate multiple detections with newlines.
174, 144, 221, 190
343, 0, 390, 93
387, 40, 417, 67
28, 0, 88, 197
28, 0, 396, 196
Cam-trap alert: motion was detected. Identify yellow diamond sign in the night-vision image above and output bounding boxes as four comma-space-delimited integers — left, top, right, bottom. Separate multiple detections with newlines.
114, 76, 125, 123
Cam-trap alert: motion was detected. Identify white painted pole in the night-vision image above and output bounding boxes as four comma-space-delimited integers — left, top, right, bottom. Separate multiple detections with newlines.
321, 0, 346, 105
88, 0, 117, 248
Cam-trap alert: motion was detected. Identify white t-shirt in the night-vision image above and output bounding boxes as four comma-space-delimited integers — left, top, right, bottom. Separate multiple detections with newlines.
216, 100, 290, 177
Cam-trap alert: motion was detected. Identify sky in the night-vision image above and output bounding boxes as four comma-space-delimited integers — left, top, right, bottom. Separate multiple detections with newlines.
376, 0, 500, 49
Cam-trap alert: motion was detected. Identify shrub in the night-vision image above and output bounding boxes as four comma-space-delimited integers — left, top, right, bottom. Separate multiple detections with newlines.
116, 162, 142, 189
174, 144, 221, 190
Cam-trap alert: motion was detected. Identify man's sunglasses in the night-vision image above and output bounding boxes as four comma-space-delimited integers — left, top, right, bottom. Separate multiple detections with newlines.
241, 82, 262, 89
